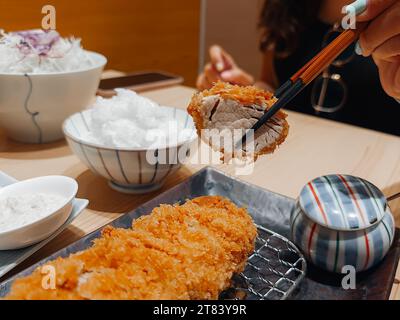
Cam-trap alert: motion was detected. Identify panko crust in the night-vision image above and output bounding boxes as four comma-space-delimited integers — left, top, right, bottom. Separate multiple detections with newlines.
199, 81, 276, 106
6, 196, 257, 300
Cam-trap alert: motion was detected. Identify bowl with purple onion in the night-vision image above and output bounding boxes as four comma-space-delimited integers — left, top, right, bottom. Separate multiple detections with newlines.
0, 29, 107, 143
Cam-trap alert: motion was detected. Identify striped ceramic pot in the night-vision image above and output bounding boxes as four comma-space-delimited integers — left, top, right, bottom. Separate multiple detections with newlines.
291, 174, 395, 273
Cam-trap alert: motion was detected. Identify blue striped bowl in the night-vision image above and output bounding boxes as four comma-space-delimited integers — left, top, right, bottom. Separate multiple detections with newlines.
63, 107, 197, 194
291, 175, 395, 273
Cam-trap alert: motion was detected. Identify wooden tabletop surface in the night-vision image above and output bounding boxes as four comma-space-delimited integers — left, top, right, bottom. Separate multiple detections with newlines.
0, 84, 399, 299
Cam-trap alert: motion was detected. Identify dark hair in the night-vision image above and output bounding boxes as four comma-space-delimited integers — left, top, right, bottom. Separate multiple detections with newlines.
259, 0, 322, 57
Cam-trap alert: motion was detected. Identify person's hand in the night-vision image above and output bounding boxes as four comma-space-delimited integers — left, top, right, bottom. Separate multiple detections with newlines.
353, 0, 400, 99
196, 45, 254, 90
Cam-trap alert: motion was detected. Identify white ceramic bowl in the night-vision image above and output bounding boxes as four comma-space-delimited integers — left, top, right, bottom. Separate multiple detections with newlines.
63, 107, 197, 194
0, 51, 107, 143
0, 176, 78, 250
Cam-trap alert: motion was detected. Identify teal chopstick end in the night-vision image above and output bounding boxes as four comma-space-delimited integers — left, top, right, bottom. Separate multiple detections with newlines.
355, 41, 363, 55
344, 0, 368, 16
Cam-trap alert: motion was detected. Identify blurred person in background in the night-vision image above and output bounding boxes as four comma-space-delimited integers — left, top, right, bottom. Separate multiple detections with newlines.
197, 0, 400, 136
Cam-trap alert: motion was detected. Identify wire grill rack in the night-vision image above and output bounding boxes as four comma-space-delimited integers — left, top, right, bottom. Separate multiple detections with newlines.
220, 225, 307, 300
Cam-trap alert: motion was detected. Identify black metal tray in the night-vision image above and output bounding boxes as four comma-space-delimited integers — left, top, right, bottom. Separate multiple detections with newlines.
1, 167, 399, 300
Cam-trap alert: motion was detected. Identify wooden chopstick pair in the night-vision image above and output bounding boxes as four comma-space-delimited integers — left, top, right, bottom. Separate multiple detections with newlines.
238, 22, 368, 148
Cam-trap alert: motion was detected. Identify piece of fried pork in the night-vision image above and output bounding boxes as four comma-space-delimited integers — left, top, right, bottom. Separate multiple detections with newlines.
5, 196, 257, 300
188, 81, 289, 160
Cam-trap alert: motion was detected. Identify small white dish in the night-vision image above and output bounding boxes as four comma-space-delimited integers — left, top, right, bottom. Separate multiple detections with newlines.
0, 176, 78, 250
0, 171, 88, 278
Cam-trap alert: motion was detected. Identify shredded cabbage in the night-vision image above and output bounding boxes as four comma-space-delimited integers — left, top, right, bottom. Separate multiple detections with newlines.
80, 89, 196, 149
0, 29, 96, 74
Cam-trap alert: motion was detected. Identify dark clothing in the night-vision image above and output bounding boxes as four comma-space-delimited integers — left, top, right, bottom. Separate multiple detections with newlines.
274, 20, 400, 136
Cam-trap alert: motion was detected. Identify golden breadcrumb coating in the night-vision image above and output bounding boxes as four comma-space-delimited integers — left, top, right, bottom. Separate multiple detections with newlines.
199, 81, 276, 106
6, 196, 257, 300
188, 81, 289, 160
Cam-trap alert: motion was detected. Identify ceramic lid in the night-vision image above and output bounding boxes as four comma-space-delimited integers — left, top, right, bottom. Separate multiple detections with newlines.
299, 174, 387, 231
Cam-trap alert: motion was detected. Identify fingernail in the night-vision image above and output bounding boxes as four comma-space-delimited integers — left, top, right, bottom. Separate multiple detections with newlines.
216, 62, 224, 72
355, 41, 363, 55
344, 0, 367, 16
221, 70, 232, 79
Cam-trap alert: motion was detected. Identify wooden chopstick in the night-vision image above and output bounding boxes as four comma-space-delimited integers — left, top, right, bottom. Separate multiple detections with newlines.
301, 24, 366, 84
275, 51, 321, 98
275, 25, 355, 97
239, 22, 368, 147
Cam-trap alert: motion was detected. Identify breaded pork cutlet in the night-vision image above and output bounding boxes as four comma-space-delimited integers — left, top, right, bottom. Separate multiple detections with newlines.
6, 196, 257, 300
188, 81, 289, 160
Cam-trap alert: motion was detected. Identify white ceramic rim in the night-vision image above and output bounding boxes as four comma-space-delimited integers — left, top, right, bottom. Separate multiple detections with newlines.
0, 51, 107, 76
0, 176, 78, 236
62, 107, 198, 152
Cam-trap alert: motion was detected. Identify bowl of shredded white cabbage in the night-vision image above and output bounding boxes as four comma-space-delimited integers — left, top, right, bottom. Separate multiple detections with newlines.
63, 89, 197, 194
0, 29, 107, 143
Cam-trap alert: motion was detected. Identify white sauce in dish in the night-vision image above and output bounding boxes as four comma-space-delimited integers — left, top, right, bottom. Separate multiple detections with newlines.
0, 193, 66, 233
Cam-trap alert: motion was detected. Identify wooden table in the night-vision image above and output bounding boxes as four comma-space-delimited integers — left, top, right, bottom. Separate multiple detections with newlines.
1, 85, 400, 299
